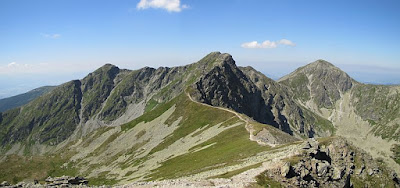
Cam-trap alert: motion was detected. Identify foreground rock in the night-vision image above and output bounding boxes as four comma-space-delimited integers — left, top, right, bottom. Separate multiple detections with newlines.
0, 176, 90, 188
256, 137, 400, 187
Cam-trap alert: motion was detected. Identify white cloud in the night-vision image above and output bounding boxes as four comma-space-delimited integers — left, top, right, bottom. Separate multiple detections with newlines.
241, 40, 277, 49
42, 33, 61, 39
0, 62, 48, 74
6, 62, 33, 69
241, 39, 296, 49
7, 62, 17, 68
137, 0, 188, 12
278, 39, 296, 46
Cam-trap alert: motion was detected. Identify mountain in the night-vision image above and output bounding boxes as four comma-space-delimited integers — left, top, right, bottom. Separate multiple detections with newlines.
278, 59, 355, 109
0, 86, 55, 112
0, 52, 399, 187
279, 59, 400, 174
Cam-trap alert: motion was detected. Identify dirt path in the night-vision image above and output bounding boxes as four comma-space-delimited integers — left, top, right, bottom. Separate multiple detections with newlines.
185, 92, 249, 124
121, 143, 301, 188
185, 92, 279, 147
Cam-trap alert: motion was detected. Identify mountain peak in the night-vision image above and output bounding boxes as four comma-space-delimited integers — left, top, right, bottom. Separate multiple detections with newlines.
195, 52, 235, 69
279, 59, 355, 108
99, 63, 118, 70
311, 59, 335, 67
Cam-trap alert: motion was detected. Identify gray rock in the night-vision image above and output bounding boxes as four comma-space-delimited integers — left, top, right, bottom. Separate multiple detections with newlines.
368, 168, 374, 176
302, 142, 312, 150
300, 167, 310, 179
333, 167, 344, 180
281, 162, 291, 177
356, 164, 365, 175
317, 161, 330, 177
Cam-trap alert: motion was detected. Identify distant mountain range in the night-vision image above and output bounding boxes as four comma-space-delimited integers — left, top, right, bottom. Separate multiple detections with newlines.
0, 52, 399, 187
0, 86, 55, 112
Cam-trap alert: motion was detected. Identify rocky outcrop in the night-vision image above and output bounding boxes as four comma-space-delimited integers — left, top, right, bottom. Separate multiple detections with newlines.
0, 176, 89, 188
190, 55, 335, 138
191, 54, 271, 126
45, 176, 88, 187
240, 66, 334, 138
257, 138, 400, 187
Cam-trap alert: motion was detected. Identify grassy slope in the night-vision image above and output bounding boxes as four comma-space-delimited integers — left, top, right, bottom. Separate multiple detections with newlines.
351, 84, 400, 140
148, 125, 270, 180
0, 90, 288, 185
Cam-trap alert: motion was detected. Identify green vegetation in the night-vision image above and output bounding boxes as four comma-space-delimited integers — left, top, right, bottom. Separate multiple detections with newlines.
281, 73, 310, 102
149, 94, 237, 155
391, 144, 400, 165
255, 172, 282, 188
0, 81, 82, 146
82, 64, 119, 122
0, 86, 55, 112
300, 106, 335, 136
0, 153, 77, 184
144, 98, 159, 113
121, 95, 178, 131
99, 70, 141, 122
87, 171, 118, 186
208, 163, 262, 179
282, 155, 302, 166
148, 125, 270, 180
352, 84, 400, 140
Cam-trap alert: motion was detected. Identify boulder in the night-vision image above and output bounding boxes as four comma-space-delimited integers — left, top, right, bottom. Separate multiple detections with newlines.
0, 181, 10, 186
368, 168, 374, 176
300, 167, 310, 179
302, 142, 312, 150
317, 161, 330, 177
332, 167, 345, 180
281, 162, 291, 177
355, 164, 365, 175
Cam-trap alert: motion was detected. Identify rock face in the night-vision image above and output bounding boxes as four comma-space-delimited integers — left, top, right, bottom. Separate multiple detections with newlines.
258, 138, 400, 187
191, 54, 270, 126
190, 55, 335, 138
0, 51, 338, 153
279, 60, 355, 109
240, 66, 334, 137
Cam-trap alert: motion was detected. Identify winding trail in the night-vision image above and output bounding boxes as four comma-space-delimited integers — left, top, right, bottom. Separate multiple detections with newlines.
185, 91, 278, 147
185, 91, 250, 125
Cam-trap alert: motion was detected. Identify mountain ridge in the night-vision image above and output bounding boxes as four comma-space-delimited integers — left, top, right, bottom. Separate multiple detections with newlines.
0, 86, 56, 112
0, 52, 399, 187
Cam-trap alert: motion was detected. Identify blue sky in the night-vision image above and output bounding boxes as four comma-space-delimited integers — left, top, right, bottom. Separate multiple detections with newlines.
1, 0, 400, 98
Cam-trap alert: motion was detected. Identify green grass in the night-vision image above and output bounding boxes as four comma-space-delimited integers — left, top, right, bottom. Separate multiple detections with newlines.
0, 153, 77, 184
208, 163, 262, 179
144, 98, 159, 113
255, 172, 282, 188
148, 93, 237, 155
391, 144, 400, 165
148, 125, 271, 180
121, 95, 178, 131
282, 155, 302, 166
87, 171, 118, 186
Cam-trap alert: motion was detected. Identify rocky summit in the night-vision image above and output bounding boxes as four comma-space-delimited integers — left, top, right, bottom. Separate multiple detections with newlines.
0, 52, 400, 187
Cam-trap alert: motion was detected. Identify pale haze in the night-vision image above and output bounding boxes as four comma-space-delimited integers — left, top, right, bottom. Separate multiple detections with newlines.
1, 0, 399, 98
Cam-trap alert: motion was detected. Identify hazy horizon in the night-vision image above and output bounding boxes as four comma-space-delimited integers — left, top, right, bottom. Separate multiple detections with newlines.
1, 0, 399, 98
1, 55, 399, 99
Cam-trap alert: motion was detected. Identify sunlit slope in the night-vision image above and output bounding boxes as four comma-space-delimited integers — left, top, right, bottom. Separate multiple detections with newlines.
0, 92, 297, 185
